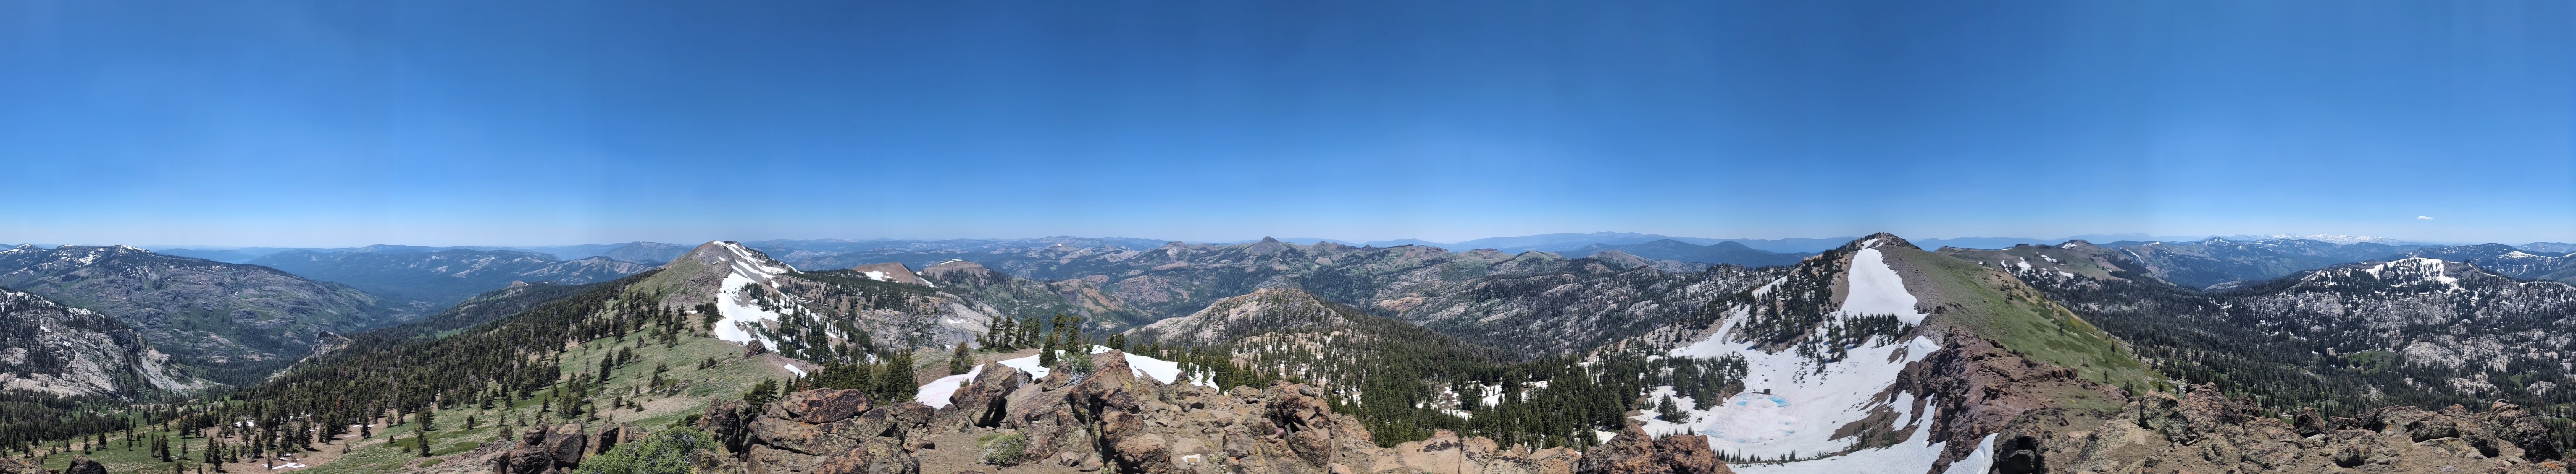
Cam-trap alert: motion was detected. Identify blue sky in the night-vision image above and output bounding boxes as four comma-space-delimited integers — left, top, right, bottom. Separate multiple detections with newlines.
2, 1, 2570, 246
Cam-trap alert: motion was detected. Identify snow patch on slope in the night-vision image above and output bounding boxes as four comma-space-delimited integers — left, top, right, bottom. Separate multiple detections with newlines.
711, 273, 785, 348
1726, 395, 1951, 474
1841, 248, 1929, 324
915, 363, 985, 408
1670, 312, 1942, 461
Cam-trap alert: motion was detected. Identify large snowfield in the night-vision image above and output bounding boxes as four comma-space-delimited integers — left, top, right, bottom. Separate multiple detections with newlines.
1653, 242, 1984, 474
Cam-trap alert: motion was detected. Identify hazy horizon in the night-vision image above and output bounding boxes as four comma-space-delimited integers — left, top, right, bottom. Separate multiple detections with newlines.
5, 1, 2570, 246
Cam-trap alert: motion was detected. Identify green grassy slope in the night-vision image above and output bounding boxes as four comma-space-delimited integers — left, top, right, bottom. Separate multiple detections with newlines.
1881, 246, 2157, 394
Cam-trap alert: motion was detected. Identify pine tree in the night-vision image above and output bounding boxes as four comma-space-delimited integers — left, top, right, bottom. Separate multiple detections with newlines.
1038, 334, 1059, 369
949, 342, 972, 375
1655, 395, 1686, 423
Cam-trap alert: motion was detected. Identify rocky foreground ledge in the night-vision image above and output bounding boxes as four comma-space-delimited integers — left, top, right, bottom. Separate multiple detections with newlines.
681, 349, 1732, 474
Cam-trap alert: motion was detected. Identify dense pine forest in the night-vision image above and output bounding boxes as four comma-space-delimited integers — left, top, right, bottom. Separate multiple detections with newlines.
2038, 271, 2576, 448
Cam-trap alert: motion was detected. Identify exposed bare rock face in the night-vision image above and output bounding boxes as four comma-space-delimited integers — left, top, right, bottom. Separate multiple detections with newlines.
698, 388, 926, 474
0, 288, 206, 396
63, 457, 106, 474
1369, 429, 1583, 474
0, 244, 412, 384
495, 423, 593, 474
903, 350, 1732, 474
308, 330, 356, 359
1575, 424, 1729, 474
1992, 382, 2567, 474
689, 350, 1739, 474
590, 423, 643, 455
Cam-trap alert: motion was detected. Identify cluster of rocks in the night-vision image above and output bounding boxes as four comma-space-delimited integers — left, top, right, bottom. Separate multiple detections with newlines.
691, 350, 1731, 474
2001, 382, 2568, 473
490, 422, 645, 474
0, 456, 101, 474
698, 385, 927, 474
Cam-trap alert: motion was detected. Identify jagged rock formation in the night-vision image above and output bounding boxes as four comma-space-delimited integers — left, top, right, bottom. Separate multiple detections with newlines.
0, 288, 207, 396
1994, 382, 2564, 473
251, 248, 651, 309
0, 244, 412, 384
697, 350, 1730, 474
697, 387, 924, 474
306, 330, 355, 359
1574, 424, 1728, 474
497, 423, 592, 474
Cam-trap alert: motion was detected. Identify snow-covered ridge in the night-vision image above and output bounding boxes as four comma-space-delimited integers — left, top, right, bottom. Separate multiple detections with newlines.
702, 241, 798, 281
1839, 248, 1928, 325
2306, 257, 2463, 290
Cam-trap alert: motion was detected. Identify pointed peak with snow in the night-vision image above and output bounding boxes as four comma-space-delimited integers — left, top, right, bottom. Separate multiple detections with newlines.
668, 240, 798, 282
1836, 233, 1921, 252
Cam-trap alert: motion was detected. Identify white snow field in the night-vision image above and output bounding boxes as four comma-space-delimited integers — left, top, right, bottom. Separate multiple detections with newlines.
1659, 242, 1981, 473
915, 363, 985, 408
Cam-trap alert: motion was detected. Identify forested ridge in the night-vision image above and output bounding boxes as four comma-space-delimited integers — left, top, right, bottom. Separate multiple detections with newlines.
2034, 263, 2576, 449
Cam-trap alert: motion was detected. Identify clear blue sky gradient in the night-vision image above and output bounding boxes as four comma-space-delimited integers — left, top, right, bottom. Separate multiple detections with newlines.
2, 1, 2570, 246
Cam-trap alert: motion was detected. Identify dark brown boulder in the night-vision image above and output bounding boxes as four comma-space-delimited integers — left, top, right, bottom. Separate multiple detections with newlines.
542, 423, 588, 469
1263, 382, 1341, 467
929, 364, 1022, 430
63, 457, 106, 474
698, 399, 752, 453
501, 426, 557, 474
733, 388, 929, 474
1102, 411, 1171, 474
767, 388, 871, 424
592, 423, 642, 455
810, 437, 919, 474
1576, 424, 1729, 474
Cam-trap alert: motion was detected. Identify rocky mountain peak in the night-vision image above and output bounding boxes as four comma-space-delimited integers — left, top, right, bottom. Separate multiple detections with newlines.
669, 241, 798, 282
1839, 232, 1921, 252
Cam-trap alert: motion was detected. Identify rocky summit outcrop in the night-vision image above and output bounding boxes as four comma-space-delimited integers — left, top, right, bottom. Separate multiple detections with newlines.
1574, 424, 1728, 474
698, 387, 927, 474
685, 349, 1735, 474
496, 423, 591, 474
63, 456, 106, 474
1997, 382, 2567, 474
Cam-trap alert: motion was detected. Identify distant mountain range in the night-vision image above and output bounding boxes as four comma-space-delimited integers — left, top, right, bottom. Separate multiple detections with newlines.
246, 247, 656, 309
0, 244, 415, 385
1558, 239, 1811, 267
